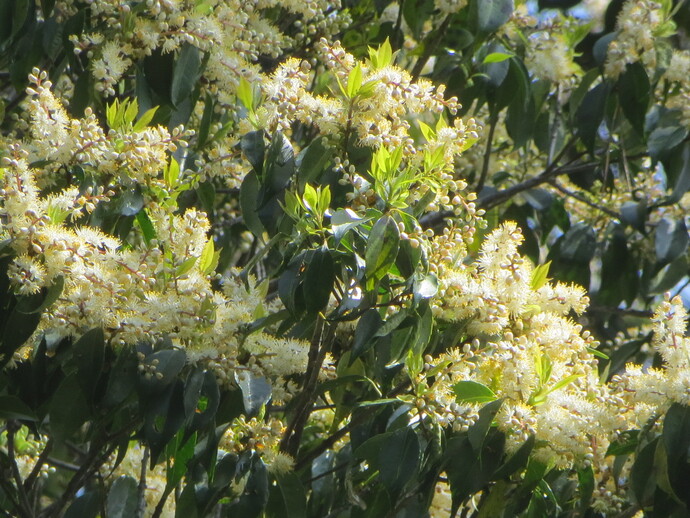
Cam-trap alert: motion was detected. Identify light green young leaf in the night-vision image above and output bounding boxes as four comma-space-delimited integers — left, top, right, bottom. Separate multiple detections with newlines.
237, 76, 254, 111
530, 261, 552, 290
176, 256, 197, 277
198, 238, 215, 274
303, 184, 318, 212
482, 52, 513, 64
133, 106, 159, 132
347, 64, 363, 98
453, 380, 498, 404
164, 158, 180, 188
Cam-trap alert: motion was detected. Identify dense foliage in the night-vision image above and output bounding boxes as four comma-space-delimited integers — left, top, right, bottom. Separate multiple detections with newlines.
1, 0, 690, 516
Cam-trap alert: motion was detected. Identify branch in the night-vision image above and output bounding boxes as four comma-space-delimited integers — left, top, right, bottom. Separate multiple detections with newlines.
294, 379, 411, 470
280, 316, 336, 456
475, 113, 498, 193
24, 439, 54, 493
548, 179, 621, 220
410, 15, 452, 80
135, 447, 150, 518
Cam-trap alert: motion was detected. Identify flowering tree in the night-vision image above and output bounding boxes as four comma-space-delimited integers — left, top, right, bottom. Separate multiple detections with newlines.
1, 0, 690, 516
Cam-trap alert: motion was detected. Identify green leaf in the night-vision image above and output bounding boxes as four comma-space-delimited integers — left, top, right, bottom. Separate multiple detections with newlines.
133, 105, 159, 131
71, 328, 105, 400
618, 62, 649, 136
576, 82, 610, 154
241, 131, 266, 175
303, 247, 334, 313
138, 349, 187, 393
176, 256, 197, 277
263, 131, 295, 194
468, 399, 503, 452
365, 215, 400, 288
64, 491, 100, 518
530, 261, 551, 290
171, 43, 202, 107
274, 471, 307, 517
578, 464, 595, 512
346, 63, 363, 98
492, 434, 535, 479
198, 238, 216, 274
16, 275, 64, 314
0, 395, 37, 421
164, 157, 181, 188
379, 427, 420, 495
474, 0, 514, 34
453, 381, 498, 404
107, 476, 138, 518
240, 172, 265, 238
482, 52, 513, 64
655, 217, 689, 265
350, 309, 383, 364
136, 210, 157, 246
50, 374, 90, 441
236, 371, 271, 416
237, 76, 254, 111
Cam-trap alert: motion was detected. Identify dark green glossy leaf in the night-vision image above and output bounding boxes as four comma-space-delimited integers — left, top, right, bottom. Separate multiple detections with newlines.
50, 374, 90, 441
350, 309, 383, 364
473, 0, 514, 34
171, 43, 202, 107
297, 138, 331, 190
655, 217, 688, 264
303, 247, 334, 313
468, 398, 503, 452
379, 427, 420, 494
618, 62, 649, 136
64, 490, 100, 518
236, 371, 271, 416
0, 395, 37, 421
365, 215, 400, 287
106, 476, 138, 518
578, 464, 595, 512
71, 327, 105, 400
116, 187, 145, 217
648, 125, 688, 160
241, 130, 266, 175
240, 171, 265, 238
576, 82, 610, 154
138, 349, 187, 393
648, 255, 688, 295
632, 437, 660, 506
274, 471, 307, 517
136, 210, 157, 246
263, 132, 295, 194
1, 308, 41, 363
492, 434, 534, 479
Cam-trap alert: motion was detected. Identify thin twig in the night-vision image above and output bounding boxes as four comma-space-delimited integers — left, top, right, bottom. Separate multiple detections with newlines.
548, 179, 621, 220
476, 113, 497, 193
411, 15, 452, 80
24, 439, 53, 493
136, 447, 150, 518
295, 379, 411, 470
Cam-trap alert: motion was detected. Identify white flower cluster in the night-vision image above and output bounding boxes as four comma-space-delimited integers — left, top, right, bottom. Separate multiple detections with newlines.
605, 0, 668, 79
61, 0, 349, 101
525, 26, 578, 85
219, 415, 295, 474
426, 223, 627, 470
611, 294, 690, 426
663, 50, 690, 127
0, 75, 326, 396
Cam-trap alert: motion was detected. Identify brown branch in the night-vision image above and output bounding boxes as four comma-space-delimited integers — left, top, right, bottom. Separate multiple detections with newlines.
411, 15, 452, 80
7, 421, 33, 518
294, 379, 411, 470
548, 179, 621, 220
